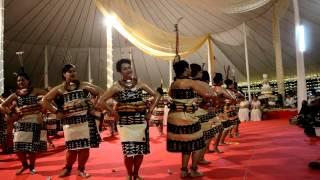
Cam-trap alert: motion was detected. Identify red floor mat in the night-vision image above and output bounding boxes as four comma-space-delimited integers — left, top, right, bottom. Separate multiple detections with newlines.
1, 118, 320, 179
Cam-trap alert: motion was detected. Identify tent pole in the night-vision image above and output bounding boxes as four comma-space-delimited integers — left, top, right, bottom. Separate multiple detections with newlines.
169, 60, 173, 86
0, 0, 4, 94
293, 0, 307, 111
106, 23, 113, 89
272, 2, 285, 100
207, 38, 213, 86
44, 45, 48, 88
88, 48, 92, 83
243, 23, 251, 101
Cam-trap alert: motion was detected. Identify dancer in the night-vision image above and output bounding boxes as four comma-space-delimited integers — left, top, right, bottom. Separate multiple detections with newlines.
0, 69, 47, 175
210, 73, 236, 151
0, 93, 16, 154
190, 64, 217, 165
201, 71, 224, 154
167, 60, 217, 178
222, 79, 238, 141
98, 59, 160, 180
150, 87, 166, 136
41, 64, 103, 178
103, 99, 117, 137
230, 82, 244, 137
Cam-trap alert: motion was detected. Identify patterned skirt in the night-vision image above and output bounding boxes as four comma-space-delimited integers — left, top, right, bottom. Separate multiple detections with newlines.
44, 117, 60, 136
62, 114, 98, 150
221, 119, 233, 129
195, 109, 217, 141
212, 121, 224, 135
117, 111, 149, 156
13, 114, 47, 152
151, 107, 164, 125
167, 112, 205, 153
87, 115, 101, 148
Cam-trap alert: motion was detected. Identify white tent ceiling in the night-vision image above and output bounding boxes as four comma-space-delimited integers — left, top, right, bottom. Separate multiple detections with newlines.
3, 0, 320, 89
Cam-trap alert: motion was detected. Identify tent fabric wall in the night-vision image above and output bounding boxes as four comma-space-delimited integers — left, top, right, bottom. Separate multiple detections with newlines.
3, 0, 320, 90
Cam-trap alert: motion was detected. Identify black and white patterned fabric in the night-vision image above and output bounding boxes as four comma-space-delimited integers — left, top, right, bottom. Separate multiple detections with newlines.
62, 115, 88, 125
117, 89, 143, 103
62, 89, 100, 150
44, 116, 60, 136
115, 86, 149, 156
63, 90, 87, 103
87, 115, 101, 148
170, 89, 197, 99
197, 111, 217, 140
167, 89, 205, 153
151, 98, 166, 125
121, 141, 149, 155
167, 122, 201, 134
221, 120, 233, 129
212, 123, 224, 134
118, 112, 146, 125
13, 121, 45, 152
65, 138, 90, 150
17, 95, 38, 107
14, 94, 46, 152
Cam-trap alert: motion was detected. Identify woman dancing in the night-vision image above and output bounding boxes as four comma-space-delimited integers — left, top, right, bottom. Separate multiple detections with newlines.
167, 60, 217, 178
0, 69, 47, 175
41, 64, 102, 178
98, 59, 160, 180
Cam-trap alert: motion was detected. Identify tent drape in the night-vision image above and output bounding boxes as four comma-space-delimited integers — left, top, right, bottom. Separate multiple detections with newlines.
95, 0, 210, 60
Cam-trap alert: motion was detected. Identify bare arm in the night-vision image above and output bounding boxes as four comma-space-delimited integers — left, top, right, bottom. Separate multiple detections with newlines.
0, 93, 17, 114
97, 85, 118, 112
168, 82, 173, 97
140, 81, 160, 113
215, 86, 236, 100
40, 85, 62, 113
82, 82, 104, 97
189, 80, 216, 98
34, 88, 48, 96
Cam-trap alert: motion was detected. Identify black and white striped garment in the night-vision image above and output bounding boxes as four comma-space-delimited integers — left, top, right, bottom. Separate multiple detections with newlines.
167, 89, 205, 153
115, 88, 149, 156
13, 95, 46, 152
62, 89, 100, 150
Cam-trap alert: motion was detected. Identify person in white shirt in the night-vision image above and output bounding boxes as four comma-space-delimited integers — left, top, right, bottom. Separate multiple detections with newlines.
284, 95, 296, 108
251, 96, 262, 121
238, 97, 250, 122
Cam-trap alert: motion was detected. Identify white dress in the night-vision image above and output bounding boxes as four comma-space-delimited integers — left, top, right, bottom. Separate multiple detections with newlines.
251, 100, 262, 121
238, 100, 250, 122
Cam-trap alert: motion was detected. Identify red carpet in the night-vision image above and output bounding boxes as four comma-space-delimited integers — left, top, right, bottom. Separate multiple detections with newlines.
1, 118, 320, 179
263, 109, 298, 120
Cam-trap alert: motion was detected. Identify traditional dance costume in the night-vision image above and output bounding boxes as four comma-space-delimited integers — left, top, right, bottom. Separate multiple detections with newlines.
167, 89, 205, 153
13, 94, 47, 152
195, 97, 221, 140
115, 83, 149, 156
44, 112, 61, 136
151, 98, 166, 126
224, 103, 239, 129
61, 89, 100, 150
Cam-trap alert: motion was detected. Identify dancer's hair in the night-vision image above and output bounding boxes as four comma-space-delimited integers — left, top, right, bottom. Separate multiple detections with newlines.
116, 59, 131, 72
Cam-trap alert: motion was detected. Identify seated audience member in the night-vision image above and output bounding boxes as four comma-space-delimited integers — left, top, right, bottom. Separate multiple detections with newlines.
284, 94, 296, 108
